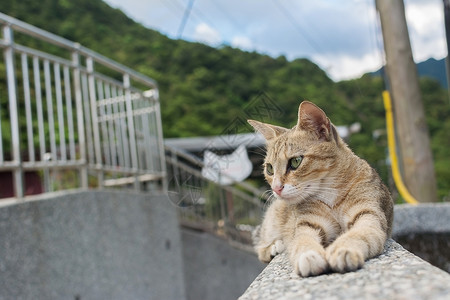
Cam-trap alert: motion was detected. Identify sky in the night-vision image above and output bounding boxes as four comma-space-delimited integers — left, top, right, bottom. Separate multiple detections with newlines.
103, 0, 446, 81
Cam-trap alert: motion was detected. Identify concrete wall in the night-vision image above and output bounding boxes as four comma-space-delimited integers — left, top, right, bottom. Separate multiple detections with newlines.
393, 203, 450, 237
181, 228, 265, 300
0, 191, 186, 300
0, 190, 265, 300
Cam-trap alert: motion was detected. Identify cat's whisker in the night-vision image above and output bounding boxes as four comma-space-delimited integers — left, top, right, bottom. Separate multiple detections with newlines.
280, 183, 340, 203
249, 145, 267, 154
302, 188, 337, 195
261, 189, 272, 198
262, 191, 276, 210
254, 144, 267, 152
248, 149, 266, 158
304, 187, 339, 197
265, 196, 276, 211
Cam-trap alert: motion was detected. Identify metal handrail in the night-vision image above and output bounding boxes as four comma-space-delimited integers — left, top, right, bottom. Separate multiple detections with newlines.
165, 145, 266, 245
165, 145, 269, 203
165, 152, 264, 207
0, 12, 157, 88
0, 13, 166, 199
0, 13, 262, 246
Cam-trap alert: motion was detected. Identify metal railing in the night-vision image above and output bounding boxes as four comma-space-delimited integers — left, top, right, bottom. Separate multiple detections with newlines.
165, 145, 267, 245
0, 13, 166, 199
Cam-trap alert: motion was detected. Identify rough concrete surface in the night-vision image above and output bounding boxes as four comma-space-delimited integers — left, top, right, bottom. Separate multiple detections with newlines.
181, 228, 264, 300
0, 191, 186, 300
393, 203, 450, 237
240, 239, 450, 300
0, 190, 266, 300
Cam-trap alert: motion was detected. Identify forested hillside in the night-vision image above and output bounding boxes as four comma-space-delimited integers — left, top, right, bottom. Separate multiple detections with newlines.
1, 0, 449, 200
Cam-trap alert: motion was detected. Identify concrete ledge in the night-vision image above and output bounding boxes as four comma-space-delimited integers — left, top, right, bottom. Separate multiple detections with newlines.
239, 239, 450, 300
0, 191, 186, 300
181, 228, 264, 300
393, 203, 450, 236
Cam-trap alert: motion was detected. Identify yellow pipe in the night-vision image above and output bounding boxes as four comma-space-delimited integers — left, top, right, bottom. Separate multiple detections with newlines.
382, 90, 418, 205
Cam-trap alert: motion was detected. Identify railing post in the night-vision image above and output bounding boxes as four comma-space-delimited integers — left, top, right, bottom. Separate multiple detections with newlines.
72, 46, 88, 189
0, 14, 166, 197
3, 24, 24, 199
86, 57, 104, 188
154, 91, 168, 192
123, 74, 140, 191
170, 149, 180, 194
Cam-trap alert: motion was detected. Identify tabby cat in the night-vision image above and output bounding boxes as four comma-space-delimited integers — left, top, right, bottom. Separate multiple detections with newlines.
248, 101, 393, 277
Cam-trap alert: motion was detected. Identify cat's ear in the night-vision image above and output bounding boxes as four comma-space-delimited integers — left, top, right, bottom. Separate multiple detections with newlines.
296, 101, 332, 141
248, 120, 287, 141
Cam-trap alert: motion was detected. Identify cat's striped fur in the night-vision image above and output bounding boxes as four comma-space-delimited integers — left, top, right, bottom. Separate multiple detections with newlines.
249, 101, 393, 277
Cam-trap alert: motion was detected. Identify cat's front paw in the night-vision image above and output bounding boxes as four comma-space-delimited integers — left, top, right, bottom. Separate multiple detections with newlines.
326, 244, 364, 273
270, 239, 285, 257
295, 250, 328, 277
257, 239, 285, 263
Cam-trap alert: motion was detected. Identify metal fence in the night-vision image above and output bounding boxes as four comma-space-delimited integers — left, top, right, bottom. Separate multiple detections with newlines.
165, 145, 267, 245
0, 13, 166, 200
0, 12, 264, 246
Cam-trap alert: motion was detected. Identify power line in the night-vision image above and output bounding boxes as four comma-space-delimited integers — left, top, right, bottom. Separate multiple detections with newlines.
373, 0, 388, 88
210, 1, 247, 34
178, 0, 195, 38
174, 0, 220, 41
187, 2, 219, 33
158, 0, 184, 18
271, 0, 322, 54
167, 0, 186, 13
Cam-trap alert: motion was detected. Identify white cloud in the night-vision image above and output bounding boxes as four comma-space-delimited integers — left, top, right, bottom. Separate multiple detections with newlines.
193, 23, 221, 46
103, 0, 446, 80
231, 36, 253, 50
405, 1, 447, 61
406, 3, 442, 36
313, 52, 383, 81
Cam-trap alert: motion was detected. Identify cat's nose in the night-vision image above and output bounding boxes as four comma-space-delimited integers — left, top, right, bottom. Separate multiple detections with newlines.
273, 185, 284, 196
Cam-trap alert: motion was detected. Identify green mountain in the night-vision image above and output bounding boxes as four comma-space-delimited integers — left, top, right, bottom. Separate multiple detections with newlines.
371, 58, 447, 88
0, 0, 352, 137
417, 58, 447, 88
0, 0, 449, 200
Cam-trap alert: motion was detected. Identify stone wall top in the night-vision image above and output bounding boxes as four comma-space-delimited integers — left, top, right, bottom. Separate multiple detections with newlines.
240, 239, 450, 300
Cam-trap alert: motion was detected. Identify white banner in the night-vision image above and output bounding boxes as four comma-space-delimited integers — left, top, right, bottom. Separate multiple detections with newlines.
202, 145, 253, 185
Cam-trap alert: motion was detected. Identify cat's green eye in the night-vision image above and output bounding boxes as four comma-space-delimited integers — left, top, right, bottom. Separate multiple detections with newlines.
266, 163, 274, 176
289, 156, 303, 170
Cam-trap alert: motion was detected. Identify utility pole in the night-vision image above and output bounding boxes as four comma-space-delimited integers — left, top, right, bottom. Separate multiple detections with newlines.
376, 0, 438, 202
443, 0, 450, 102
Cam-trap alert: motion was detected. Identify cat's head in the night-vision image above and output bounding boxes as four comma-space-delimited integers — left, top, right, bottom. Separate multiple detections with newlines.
248, 101, 342, 204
